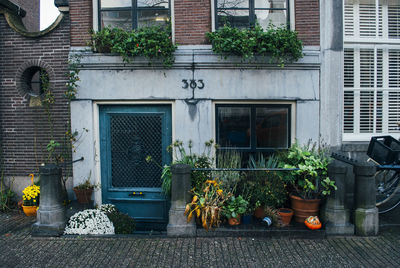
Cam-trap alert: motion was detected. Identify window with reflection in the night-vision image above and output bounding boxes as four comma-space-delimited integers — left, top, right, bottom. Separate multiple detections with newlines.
99, 0, 170, 29
216, 0, 289, 29
216, 104, 291, 161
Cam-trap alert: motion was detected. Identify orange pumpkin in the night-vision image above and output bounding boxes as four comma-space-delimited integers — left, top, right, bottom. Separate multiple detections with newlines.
305, 216, 322, 230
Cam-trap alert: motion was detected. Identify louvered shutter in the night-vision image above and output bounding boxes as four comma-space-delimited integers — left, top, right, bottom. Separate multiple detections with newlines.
388, 2, 400, 39
344, 3, 355, 37
343, 0, 400, 141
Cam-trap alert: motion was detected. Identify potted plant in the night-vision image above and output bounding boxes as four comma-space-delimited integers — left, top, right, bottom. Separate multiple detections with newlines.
246, 154, 288, 219
223, 195, 249, 226
280, 142, 337, 223
22, 174, 40, 216
185, 179, 230, 230
278, 208, 294, 226
73, 173, 98, 204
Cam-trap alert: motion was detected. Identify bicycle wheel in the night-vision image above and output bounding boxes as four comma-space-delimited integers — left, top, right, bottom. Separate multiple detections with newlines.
376, 170, 400, 206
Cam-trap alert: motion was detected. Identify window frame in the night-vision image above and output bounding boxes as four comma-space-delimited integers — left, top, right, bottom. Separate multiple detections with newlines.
343, 0, 400, 141
215, 103, 292, 154
214, 0, 291, 30
98, 0, 171, 30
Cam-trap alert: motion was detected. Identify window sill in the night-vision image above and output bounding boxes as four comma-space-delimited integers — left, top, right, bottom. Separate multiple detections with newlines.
71, 47, 320, 70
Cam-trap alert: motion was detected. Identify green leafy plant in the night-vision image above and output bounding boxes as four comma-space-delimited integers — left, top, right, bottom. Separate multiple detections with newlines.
222, 195, 248, 219
206, 24, 303, 66
46, 140, 60, 162
279, 141, 337, 199
147, 140, 215, 196
65, 54, 82, 100
0, 174, 15, 212
169, 140, 215, 191
239, 154, 288, 210
214, 150, 242, 194
105, 210, 136, 234
40, 72, 55, 138
89, 25, 177, 67
74, 171, 100, 190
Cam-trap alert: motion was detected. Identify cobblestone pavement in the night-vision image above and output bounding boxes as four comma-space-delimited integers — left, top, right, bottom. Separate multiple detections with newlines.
0, 210, 35, 235
1, 212, 400, 268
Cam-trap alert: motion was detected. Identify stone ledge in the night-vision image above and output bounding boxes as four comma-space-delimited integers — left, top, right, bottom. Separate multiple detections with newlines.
71, 47, 320, 71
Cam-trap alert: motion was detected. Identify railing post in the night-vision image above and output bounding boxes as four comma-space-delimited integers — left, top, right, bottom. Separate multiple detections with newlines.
353, 164, 379, 236
167, 164, 196, 237
323, 161, 354, 235
32, 164, 66, 236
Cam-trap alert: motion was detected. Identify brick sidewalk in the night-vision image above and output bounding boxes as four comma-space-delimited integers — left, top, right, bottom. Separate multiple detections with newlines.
1, 212, 400, 267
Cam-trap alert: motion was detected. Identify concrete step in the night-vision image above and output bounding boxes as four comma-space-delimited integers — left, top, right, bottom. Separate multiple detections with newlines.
196, 218, 326, 239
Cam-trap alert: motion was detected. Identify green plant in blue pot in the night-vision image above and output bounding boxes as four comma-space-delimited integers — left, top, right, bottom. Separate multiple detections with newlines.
223, 195, 248, 226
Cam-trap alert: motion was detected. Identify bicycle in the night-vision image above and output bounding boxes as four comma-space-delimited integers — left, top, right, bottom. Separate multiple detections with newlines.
367, 136, 400, 213
331, 135, 400, 214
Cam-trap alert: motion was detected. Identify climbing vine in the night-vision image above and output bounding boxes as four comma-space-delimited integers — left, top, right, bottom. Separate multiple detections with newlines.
65, 54, 81, 101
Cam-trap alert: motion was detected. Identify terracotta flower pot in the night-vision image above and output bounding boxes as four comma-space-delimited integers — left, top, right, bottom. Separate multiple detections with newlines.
73, 188, 93, 204
253, 207, 265, 219
228, 215, 241, 226
290, 195, 320, 223
278, 208, 294, 226
22, 205, 38, 216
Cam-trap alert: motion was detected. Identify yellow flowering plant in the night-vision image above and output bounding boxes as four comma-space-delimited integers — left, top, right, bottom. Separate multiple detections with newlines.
184, 179, 231, 231
22, 182, 40, 207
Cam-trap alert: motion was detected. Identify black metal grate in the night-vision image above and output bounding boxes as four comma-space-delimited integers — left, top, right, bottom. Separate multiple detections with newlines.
110, 114, 162, 188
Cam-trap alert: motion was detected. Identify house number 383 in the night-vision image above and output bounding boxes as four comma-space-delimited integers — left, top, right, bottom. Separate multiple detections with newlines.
182, 79, 205, 90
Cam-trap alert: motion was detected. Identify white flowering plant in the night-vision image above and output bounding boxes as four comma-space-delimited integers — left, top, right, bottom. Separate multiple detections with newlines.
98, 204, 117, 214
64, 209, 115, 235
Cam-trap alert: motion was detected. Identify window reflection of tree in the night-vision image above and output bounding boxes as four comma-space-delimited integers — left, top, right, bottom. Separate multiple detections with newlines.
139, 0, 169, 7
218, 0, 247, 9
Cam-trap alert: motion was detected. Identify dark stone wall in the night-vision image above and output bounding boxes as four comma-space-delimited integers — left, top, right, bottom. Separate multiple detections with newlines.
11, 0, 40, 32
0, 12, 71, 176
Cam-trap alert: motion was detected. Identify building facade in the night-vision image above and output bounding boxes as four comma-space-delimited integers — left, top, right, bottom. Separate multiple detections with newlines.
2, 0, 398, 229
67, 0, 342, 229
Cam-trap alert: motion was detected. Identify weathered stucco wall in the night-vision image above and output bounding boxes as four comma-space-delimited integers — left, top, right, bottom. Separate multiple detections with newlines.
70, 47, 322, 204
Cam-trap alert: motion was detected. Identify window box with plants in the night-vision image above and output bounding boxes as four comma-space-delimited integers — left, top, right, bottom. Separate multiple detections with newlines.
89, 25, 177, 67
206, 24, 303, 66
279, 142, 337, 223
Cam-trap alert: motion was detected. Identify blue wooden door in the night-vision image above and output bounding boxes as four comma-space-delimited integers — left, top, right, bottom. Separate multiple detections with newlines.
99, 105, 172, 231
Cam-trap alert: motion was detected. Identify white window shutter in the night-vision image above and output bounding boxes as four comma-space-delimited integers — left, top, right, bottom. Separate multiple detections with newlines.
343, 0, 400, 141
359, 1, 376, 38
388, 2, 400, 39
389, 49, 400, 87
345, 3, 355, 37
